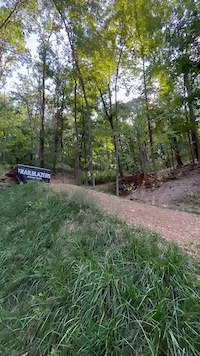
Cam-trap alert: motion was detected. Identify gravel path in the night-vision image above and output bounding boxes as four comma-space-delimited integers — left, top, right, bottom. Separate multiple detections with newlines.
50, 182, 200, 249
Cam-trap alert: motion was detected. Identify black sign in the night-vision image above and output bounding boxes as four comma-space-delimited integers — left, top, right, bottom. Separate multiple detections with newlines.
17, 165, 50, 183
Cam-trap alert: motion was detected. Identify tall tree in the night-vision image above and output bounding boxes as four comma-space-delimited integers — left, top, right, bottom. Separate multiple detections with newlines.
52, 0, 97, 188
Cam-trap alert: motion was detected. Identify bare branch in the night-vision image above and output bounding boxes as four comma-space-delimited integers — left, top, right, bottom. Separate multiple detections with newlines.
0, 0, 27, 31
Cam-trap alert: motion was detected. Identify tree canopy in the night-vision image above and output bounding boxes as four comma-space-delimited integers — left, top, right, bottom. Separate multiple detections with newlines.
0, 0, 199, 192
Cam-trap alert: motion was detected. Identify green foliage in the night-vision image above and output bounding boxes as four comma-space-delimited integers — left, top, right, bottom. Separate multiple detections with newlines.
0, 0, 200, 179
94, 168, 116, 184
0, 184, 200, 355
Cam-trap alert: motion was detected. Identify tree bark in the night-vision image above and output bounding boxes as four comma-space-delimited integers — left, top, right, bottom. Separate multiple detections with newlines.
53, 2, 95, 188
114, 46, 124, 196
53, 126, 58, 172
136, 128, 147, 180
170, 144, 175, 172
74, 81, 80, 185
39, 49, 46, 168
134, 1, 156, 179
187, 131, 195, 164
99, 88, 124, 178
184, 72, 200, 161
173, 137, 183, 167
142, 54, 157, 179
82, 109, 88, 186
53, 94, 65, 172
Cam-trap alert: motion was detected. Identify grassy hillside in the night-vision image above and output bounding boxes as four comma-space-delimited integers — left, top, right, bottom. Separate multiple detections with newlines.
0, 183, 200, 356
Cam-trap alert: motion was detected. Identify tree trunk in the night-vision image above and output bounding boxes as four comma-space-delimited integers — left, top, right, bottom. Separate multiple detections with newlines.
191, 130, 198, 160
136, 129, 147, 180
129, 137, 136, 165
99, 88, 124, 178
166, 143, 172, 173
39, 49, 46, 168
74, 81, 80, 185
60, 111, 64, 176
114, 46, 124, 196
173, 137, 183, 167
115, 122, 119, 196
142, 54, 157, 179
119, 136, 128, 171
84, 141, 88, 186
2, 132, 6, 163
170, 144, 175, 172
187, 131, 195, 164
53, 133, 58, 172
82, 106, 88, 186
184, 72, 200, 161
26, 104, 34, 164
53, 4, 95, 188
110, 117, 124, 179
79, 78, 95, 188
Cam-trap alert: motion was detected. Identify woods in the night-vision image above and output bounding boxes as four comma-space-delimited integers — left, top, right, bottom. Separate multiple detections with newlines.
0, 0, 200, 191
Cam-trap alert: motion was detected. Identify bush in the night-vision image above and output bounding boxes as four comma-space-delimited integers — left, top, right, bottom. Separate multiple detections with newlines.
94, 168, 116, 184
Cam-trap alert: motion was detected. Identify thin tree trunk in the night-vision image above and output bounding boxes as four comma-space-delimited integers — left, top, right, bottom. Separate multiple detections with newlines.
173, 137, 183, 167
115, 93, 119, 196
53, 134, 58, 172
74, 80, 80, 185
142, 54, 157, 179
2, 133, 6, 163
184, 72, 200, 161
80, 79, 95, 187
39, 49, 46, 168
114, 45, 124, 196
191, 130, 198, 160
129, 137, 136, 165
53, 3, 95, 187
170, 144, 175, 172
119, 136, 128, 171
187, 131, 195, 164
26, 104, 34, 164
84, 142, 88, 186
99, 88, 124, 178
166, 143, 172, 173
60, 112, 64, 177
82, 104, 88, 186
136, 128, 147, 180
184, 90, 195, 164
134, 1, 156, 179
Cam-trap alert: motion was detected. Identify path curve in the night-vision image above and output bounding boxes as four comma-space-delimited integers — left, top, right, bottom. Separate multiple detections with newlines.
50, 182, 200, 249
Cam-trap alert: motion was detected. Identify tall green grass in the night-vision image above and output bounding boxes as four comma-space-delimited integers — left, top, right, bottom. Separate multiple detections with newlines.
0, 183, 200, 355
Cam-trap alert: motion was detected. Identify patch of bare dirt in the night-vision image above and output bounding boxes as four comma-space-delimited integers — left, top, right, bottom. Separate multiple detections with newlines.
127, 165, 200, 211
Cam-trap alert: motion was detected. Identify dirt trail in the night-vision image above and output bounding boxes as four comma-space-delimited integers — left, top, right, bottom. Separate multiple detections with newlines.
50, 182, 200, 250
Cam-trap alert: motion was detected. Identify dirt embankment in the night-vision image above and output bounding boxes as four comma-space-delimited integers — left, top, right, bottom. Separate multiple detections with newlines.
129, 170, 200, 208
